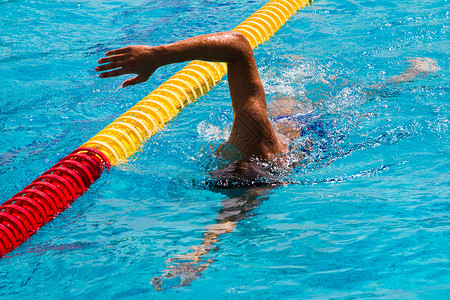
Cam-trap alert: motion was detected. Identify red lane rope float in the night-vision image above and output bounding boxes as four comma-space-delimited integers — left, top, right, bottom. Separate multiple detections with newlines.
0, 205, 38, 233
0, 238, 6, 255
25, 181, 68, 210
0, 147, 110, 257
3, 197, 49, 226
0, 223, 17, 250
36, 174, 77, 200
0, 212, 29, 241
16, 189, 59, 216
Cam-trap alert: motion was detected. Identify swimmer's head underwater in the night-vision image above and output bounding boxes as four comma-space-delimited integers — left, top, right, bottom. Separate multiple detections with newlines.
206, 159, 282, 189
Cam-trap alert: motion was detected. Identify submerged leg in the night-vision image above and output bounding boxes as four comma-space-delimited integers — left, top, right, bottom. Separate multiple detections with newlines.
371, 57, 440, 89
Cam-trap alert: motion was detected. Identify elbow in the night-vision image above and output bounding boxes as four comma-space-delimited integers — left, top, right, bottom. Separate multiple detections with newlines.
228, 31, 252, 51
228, 31, 250, 43
222, 31, 254, 61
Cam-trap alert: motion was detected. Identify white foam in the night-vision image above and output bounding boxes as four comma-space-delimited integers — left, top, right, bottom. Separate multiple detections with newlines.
196, 121, 230, 142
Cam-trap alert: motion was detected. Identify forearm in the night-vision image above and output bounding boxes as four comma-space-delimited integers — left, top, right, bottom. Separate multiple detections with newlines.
96, 31, 254, 87
154, 31, 253, 66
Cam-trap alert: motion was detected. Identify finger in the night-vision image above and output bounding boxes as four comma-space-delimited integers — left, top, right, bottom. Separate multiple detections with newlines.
105, 47, 129, 56
99, 68, 127, 78
122, 75, 148, 87
97, 54, 128, 64
95, 61, 123, 72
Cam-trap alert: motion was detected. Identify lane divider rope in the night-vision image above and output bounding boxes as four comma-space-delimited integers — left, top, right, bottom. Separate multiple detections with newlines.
0, 148, 110, 256
0, 0, 313, 258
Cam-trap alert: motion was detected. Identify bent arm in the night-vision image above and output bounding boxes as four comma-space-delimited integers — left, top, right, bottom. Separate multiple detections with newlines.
97, 32, 286, 158
96, 32, 264, 113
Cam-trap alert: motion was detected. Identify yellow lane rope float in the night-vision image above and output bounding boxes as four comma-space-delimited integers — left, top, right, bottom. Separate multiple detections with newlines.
82, 0, 313, 165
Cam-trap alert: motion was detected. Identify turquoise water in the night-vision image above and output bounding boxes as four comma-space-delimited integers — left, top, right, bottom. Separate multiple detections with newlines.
1, 0, 449, 298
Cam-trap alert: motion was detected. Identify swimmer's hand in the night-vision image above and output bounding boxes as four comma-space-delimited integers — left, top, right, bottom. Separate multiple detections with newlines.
96, 45, 160, 87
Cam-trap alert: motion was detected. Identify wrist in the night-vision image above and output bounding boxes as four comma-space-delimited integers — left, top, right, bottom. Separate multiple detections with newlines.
150, 45, 169, 67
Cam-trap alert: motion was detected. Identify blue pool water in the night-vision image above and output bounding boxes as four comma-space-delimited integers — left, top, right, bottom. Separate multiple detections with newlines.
1, 0, 449, 298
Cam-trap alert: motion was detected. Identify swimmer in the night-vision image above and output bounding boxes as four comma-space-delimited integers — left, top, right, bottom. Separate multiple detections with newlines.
96, 32, 294, 186
96, 31, 439, 187
96, 31, 438, 187
96, 31, 439, 289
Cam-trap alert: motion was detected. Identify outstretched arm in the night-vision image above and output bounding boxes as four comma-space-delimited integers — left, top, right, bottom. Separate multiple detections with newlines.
96, 32, 286, 158
96, 32, 257, 90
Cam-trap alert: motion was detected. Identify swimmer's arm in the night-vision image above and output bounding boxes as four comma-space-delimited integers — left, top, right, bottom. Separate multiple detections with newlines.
96, 31, 284, 157
96, 31, 265, 116
95, 31, 260, 93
